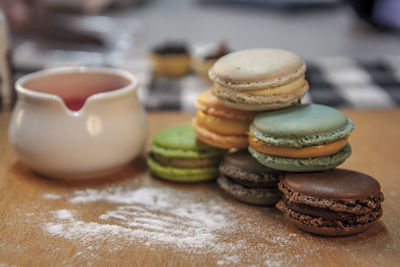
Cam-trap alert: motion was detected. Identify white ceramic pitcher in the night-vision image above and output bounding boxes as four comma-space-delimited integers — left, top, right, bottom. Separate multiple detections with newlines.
8, 67, 147, 180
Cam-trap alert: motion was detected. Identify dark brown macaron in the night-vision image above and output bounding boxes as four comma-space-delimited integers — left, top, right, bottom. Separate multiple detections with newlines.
276, 169, 384, 236
217, 150, 285, 206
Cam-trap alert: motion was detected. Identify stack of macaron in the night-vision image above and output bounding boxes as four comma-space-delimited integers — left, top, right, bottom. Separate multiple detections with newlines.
193, 89, 257, 149
218, 150, 284, 206
148, 48, 384, 236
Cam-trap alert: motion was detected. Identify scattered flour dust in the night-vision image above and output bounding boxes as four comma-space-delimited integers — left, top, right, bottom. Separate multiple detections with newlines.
42, 193, 62, 200
44, 187, 233, 251
38, 186, 314, 266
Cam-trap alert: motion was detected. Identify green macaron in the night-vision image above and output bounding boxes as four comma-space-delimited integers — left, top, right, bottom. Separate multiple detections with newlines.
248, 104, 354, 172
147, 125, 225, 182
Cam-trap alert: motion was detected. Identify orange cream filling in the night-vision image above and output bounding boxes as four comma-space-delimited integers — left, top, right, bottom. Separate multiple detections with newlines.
249, 135, 349, 158
196, 110, 250, 135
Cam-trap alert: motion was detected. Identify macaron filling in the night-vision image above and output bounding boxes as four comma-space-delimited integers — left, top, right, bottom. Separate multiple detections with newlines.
193, 121, 249, 149
151, 152, 220, 168
195, 89, 257, 121
151, 142, 222, 159
212, 83, 308, 106
249, 134, 350, 158
219, 163, 283, 186
213, 77, 307, 95
282, 198, 383, 222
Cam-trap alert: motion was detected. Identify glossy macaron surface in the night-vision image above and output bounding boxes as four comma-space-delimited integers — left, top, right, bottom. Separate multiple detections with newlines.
281, 169, 381, 200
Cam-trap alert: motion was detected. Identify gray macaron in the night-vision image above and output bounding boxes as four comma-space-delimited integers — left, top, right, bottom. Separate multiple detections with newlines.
217, 149, 285, 206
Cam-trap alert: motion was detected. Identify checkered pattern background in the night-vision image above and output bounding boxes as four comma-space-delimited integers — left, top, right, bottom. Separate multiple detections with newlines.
4, 57, 400, 111
136, 57, 400, 112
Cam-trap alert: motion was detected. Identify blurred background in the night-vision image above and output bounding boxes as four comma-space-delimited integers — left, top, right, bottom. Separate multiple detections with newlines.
0, 0, 399, 111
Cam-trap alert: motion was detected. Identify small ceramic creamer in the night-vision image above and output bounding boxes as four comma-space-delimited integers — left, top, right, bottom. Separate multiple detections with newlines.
8, 67, 147, 179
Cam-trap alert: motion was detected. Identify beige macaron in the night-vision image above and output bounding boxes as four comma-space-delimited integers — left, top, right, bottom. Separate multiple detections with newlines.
209, 48, 309, 111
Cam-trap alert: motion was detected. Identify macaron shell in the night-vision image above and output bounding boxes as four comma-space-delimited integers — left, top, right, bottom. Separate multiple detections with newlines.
249, 105, 354, 148
283, 169, 381, 200
218, 176, 281, 206
253, 104, 350, 138
290, 218, 377, 237
152, 152, 220, 168
193, 120, 249, 149
219, 149, 283, 183
153, 125, 199, 150
196, 110, 250, 135
209, 48, 306, 86
152, 125, 223, 158
147, 156, 218, 183
219, 164, 281, 187
248, 143, 352, 172
195, 89, 257, 121
221, 149, 282, 174
151, 142, 223, 159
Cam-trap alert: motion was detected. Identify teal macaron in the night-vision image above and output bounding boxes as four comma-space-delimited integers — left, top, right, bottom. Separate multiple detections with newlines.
248, 104, 354, 172
147, 125, 225, 182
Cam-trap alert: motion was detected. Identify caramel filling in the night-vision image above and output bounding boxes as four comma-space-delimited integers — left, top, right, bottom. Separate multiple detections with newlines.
249, 135, 349, 158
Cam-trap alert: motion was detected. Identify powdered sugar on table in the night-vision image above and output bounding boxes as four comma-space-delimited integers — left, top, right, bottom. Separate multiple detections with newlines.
31, 181, 334, 266
44, 186, 235, 251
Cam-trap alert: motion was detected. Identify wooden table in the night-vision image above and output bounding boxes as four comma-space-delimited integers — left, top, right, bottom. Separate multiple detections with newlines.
1, 110, 400, 266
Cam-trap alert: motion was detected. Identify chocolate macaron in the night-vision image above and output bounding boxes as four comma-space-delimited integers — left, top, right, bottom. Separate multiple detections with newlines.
217, 150, 285, 206
276, 169, 384, 236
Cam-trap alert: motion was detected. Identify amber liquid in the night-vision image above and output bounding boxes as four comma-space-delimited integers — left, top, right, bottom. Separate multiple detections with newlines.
23, 72, 131, 111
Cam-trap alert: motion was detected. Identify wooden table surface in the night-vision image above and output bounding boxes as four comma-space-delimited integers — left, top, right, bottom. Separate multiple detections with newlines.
1, 110, 400, 267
